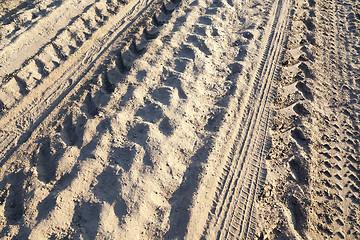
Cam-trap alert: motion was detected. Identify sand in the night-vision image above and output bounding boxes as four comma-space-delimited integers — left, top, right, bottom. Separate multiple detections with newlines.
0, 0, 359, 239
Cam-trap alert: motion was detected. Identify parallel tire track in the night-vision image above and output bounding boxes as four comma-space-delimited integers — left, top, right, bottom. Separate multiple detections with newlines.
0, 0, 297, 238
201, 0, 291, 238
0, 0, 170, 167
1, 0, 261, 237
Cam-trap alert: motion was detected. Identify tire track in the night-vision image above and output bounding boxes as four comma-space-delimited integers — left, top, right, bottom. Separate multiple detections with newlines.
0, 0, 303, 238
251, 0, 359, 238
0, 0, 229, 237
0, 0, 127, 114
0, 0, 101, 78
0, 0, 162, 167
199, 0, 291, 238
256, 0, 315, 236
0, 0, 181, 235
310, 0, 360, 238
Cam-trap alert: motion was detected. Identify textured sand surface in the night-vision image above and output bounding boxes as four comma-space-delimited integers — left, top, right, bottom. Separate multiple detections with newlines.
0, 0, 359, 239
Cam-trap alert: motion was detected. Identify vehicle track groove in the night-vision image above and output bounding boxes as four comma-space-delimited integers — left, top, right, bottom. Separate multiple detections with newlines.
198, 0, 291, 238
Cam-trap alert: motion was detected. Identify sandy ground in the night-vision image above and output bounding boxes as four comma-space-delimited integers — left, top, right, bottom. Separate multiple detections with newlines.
0, 0, 359, 239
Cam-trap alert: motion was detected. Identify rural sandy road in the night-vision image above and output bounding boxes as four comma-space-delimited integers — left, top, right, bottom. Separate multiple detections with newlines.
0, 0, 359, 239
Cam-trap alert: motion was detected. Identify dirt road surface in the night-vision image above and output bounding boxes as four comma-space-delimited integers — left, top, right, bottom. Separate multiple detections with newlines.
0, 0, 359, 239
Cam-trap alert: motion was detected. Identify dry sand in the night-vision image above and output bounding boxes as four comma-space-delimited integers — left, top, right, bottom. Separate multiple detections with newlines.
0, 0, 359, 239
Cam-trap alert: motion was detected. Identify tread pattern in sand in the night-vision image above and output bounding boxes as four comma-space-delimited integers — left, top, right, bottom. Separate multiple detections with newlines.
310, 0, 360, 238
2, 0, 358, 238
0, 0, 292, 238
0, 0, 126, 115
0, 0, 160, 165
256, 0, 360, 238
198, 0, 291, 239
